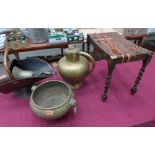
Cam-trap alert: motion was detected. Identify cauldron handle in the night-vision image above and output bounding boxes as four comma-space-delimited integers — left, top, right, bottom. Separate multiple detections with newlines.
31, 85, 38, 92
69, 98, 77, 114
4, 48, 15, 80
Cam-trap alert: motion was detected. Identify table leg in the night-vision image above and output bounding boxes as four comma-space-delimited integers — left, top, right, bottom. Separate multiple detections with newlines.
137, 39, 143, 46
134, 39, 137, 44
102, 61, 115, 101
92, 48, 98, 60
131, 55, 152, 94
61, 48, 63, 57
87, 35, 90, 53
14, 52, 20, 60
82, 42, 85, 51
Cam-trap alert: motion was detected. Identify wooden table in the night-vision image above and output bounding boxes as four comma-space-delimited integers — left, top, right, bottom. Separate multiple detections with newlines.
87, 32, 153, 101
125, 33, 155, 50
0, 39, 86, 61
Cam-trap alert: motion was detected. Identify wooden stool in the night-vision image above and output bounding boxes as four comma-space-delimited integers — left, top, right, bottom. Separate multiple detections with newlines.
87, 32, 153, 101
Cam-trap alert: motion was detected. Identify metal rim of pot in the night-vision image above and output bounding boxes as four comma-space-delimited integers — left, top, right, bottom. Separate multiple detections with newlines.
30, 80, 73, 110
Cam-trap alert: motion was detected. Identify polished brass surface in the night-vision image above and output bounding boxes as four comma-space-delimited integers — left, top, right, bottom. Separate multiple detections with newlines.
30, 80, 76, 119
58, 45, 95, 89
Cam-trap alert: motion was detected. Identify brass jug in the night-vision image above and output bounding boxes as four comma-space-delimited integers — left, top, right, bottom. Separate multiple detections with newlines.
58, 45, 95, 89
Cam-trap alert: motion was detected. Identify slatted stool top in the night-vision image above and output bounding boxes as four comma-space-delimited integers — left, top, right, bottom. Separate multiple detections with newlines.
88, 32, 152, 62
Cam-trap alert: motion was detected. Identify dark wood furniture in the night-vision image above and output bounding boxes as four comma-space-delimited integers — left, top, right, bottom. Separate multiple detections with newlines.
125, 33, 155, 51
87, 32, 153, 101
0, 39, 86, 61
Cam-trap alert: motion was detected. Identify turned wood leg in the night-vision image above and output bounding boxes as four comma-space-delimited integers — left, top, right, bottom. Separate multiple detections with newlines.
134, 39, 137, 44
61, 48, 63, 57
87, 35, 90, 53
92, 48, 98, 60
102, 61, 115, 101
82, 42, 85, 51
14, 52, 20, 60
131, 55, 152, 94
138, 39, 143, 46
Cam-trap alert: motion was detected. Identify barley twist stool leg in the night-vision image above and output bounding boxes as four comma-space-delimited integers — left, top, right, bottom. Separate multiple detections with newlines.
87, 35, 90, 53
102, 61, 115, 101
92, 48, 98, 60
131, 55, 152, 94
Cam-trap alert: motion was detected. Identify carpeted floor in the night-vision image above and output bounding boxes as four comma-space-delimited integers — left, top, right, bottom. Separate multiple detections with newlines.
0, 56, 155, 127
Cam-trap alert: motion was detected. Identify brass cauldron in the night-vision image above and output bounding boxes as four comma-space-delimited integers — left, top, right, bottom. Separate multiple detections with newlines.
29, 80, 76, 120
58, 45, 95, 89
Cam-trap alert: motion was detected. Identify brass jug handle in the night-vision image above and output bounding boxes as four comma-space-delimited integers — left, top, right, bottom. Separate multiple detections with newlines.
79, 52, 95, 73
4, 48, 15, 80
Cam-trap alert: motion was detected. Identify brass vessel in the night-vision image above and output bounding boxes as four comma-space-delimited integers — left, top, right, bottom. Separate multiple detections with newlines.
30, 80, 77, 120
58, 45, 95, 89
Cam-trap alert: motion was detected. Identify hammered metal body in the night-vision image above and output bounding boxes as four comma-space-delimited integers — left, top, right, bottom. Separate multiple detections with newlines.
30, 80, 76, 119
